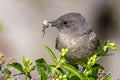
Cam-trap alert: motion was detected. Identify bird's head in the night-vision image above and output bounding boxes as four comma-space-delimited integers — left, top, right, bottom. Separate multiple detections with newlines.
42, 12, 91, 37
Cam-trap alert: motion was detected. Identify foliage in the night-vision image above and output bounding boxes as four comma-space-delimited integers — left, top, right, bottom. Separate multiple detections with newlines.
0, 41, 116, 80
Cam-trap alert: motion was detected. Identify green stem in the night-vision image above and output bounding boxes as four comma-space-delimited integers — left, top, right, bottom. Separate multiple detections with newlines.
52, 62, 61, 72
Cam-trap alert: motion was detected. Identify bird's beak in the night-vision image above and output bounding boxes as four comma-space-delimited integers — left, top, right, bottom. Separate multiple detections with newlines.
42, 20, 56, 27
48, 21, 56, 27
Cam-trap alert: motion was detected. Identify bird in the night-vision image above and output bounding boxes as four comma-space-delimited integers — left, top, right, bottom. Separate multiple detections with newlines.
42, 12, 100, 64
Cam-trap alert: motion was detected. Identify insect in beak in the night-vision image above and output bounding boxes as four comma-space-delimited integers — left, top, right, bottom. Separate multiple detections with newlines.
42, 20, 56, 37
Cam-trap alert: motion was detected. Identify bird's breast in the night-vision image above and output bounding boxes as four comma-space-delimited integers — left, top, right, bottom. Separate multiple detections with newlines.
57, 32, 81, 50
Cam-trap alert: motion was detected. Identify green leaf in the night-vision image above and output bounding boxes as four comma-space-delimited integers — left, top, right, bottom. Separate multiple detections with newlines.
35, 58, 51, 72
88, 77, 95, 80
37, 66, 47, 80
5, 70, 12, 78
27, 72, 32, 79
106, 75, 112, 80
36, 58, 47, 64
95, 48, 104, 56
77, 61, 87, 68
7, 63, 23, 72
92, 64, 104, 70
62, 64, 87, 80
104, 41, 109, 45
86, 64, 104, 78
45, 45, 57, 63
69, 75, 80, 80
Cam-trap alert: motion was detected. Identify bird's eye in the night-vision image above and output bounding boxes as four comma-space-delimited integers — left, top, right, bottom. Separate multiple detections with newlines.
63, 21, 68, 25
